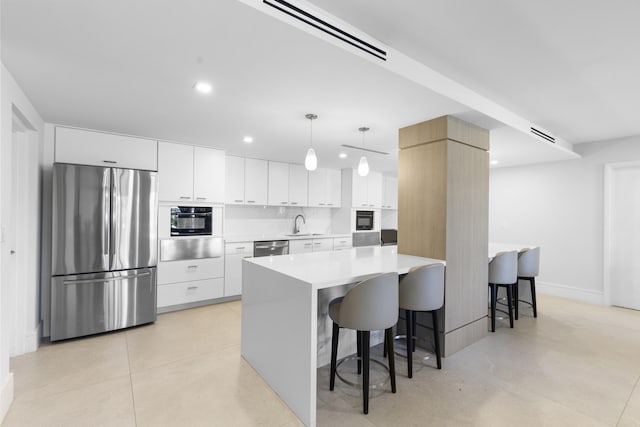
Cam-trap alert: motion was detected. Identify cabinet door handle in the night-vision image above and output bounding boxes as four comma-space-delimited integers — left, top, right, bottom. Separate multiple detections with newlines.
102, 160, 117, 164
247, 200, 255, 203
319, 203, 325, 206
187, 265, 198, 269
234, 199, 243, 203
236, 246, 245, 250
187, 286, 198, 291
180, 196, 191, 200
280, 202, 288, 204
304, 243, 312, 247
196, 197, 207, 200
290, 202, 298, 205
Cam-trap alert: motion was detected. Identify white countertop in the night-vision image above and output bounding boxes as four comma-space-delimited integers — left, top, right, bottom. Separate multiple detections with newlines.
224, 233, 351, 243
244, 245, 444, 290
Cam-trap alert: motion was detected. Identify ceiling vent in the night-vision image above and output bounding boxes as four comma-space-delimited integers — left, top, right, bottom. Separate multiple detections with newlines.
263, 0, 387, 61
530, 126, 555, 143
340, 144, 389, 155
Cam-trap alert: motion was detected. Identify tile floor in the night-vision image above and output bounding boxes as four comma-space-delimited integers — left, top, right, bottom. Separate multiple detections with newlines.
3, 294, 640, 426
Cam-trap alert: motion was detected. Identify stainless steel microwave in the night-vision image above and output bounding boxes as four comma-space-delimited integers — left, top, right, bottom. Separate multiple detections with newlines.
355, 210, 374, 231
170, 206, 213, 236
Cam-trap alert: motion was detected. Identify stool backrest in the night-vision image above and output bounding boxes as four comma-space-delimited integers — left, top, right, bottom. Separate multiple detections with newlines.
488, 250, 518, 285
518, 246, 540, 277
399, 263, 445, 312
339, 272, 399, 331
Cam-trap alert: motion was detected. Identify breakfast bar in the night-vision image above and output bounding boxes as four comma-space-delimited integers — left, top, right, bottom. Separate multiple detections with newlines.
240, 246, 444, 427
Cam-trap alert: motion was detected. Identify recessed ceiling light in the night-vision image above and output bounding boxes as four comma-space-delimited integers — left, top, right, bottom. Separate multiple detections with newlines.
243, 136, 254, 143
490, 160, 499, 165
339, 153, 347, 159
193, 81, 212, 94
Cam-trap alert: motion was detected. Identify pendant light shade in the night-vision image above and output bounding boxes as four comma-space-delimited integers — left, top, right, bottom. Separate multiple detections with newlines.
358, 156, 369, 176
305, 148, 317, 171
305, 114, 318, 171
357, 126, 370, 177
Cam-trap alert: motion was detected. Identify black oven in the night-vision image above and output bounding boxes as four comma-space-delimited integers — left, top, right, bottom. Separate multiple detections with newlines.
355, 210, 374, 231
170, 206, 213, 236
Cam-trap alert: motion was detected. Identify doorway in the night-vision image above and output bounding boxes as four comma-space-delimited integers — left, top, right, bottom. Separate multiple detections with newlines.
604, 161, 640, 310
1, 107, 40, 356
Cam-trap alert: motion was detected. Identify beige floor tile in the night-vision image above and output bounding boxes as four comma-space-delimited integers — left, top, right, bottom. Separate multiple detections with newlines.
619, 379, 640, 427
9, 332, 130, 401
130, 345, 299, 426
125, 302, 240, 373
2, 375, 135, 427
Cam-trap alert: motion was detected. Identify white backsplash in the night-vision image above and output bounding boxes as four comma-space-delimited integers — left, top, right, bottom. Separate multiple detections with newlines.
224, 205, 334, 236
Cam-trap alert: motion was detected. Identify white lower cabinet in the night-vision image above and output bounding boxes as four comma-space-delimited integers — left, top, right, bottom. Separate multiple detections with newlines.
224, 242, 253, 296
157, 278, 224, 308
312, 238, 333, 252
333, 237, 353, 250
158, 258, 224, 285
290, 239, 313, 254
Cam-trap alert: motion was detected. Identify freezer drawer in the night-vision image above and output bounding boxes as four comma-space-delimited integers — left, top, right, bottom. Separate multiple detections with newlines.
51, 267, 157, 341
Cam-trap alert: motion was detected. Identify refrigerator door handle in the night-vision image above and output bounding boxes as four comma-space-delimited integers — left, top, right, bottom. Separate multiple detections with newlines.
63, 271, 151, 286
103, 169, 111, 266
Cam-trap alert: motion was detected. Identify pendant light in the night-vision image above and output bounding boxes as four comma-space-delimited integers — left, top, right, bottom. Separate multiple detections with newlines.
357, 126, 370, 177
304, 113, 318, 171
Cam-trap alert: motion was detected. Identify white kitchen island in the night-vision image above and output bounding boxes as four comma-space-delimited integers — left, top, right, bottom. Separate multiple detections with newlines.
240, 246, 444, 427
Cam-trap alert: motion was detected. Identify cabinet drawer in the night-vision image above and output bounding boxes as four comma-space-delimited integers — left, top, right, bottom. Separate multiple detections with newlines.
333, 237, 353, 250
55, 127, 157, 171
157, 278, 224, 308
225, 242, 253, 255
312, 238, 333, 252
289, 239, 313, 254
158, 258, 224, 285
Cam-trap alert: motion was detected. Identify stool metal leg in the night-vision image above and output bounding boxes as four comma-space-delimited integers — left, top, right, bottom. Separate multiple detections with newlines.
362, 331, 370, 414
530, 277, 538, 318
489, 283, 497, 332
330, 322, 339, 391
513, 279, 520, 320
431, 309, 442, 369
405, 309, 413, 378
385, 327, 396, 393
357, 331, 362, 375
506, 285, 514, 328
412, 311, 417, 352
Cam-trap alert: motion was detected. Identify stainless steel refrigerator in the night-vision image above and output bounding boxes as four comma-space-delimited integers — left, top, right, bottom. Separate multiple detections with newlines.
51, 163, 158, 341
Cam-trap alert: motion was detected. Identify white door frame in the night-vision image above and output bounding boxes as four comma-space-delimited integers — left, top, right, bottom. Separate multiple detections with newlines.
603, 160, 640, 307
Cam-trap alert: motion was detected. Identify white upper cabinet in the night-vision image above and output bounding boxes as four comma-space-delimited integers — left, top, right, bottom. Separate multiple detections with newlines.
158, 142, 194, 202
244, 158, 268, 205
326, 168, 342, 208
382, 176, 398, 210
308, 168, 341, 208
350, 169, 382, 208
367, 171, 383, 209
225, 156, 245, 205
55, 127, 157, 171
268, 161, 290, 206
289, 164, 308, 207
193, 147, 225, 203
158, 142, 225, 203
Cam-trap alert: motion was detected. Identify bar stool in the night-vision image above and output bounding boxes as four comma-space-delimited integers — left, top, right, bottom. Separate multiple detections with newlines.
329, 272, 398, 415
488, 250, 518, 332
515, 246, 540, 319
399, 263, 445, 378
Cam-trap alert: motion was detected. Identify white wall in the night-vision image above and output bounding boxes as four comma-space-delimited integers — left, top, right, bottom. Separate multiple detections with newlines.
224, 205, 333, 236
0, 63, 44, 420
489, 136, 640, 304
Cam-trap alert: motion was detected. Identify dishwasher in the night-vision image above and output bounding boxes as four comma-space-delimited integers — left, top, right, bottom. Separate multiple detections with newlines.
253, 240, 289, 257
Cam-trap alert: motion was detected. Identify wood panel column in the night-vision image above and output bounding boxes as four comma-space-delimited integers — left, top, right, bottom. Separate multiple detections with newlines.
398, 115, 489, 356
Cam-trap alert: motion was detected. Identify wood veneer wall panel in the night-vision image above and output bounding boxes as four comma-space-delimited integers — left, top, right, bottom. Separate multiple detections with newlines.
444, 140, 490, 332
397, 140, 447, 260
398, 116, 489, 151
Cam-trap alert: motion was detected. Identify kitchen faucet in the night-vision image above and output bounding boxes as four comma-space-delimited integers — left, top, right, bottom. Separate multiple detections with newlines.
294, 214, 306, 234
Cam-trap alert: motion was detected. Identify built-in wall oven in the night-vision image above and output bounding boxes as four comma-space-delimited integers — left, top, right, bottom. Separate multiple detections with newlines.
355, 210, 375, 231
171, 206, 212, 236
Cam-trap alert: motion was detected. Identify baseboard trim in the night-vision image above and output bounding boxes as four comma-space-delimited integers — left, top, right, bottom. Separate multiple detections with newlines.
0, 373, 14, 424
537, 281, 604, 305
25, 325, 40, 354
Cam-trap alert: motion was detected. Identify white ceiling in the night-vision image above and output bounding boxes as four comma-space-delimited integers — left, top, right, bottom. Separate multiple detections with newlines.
4, 0, 634, 172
